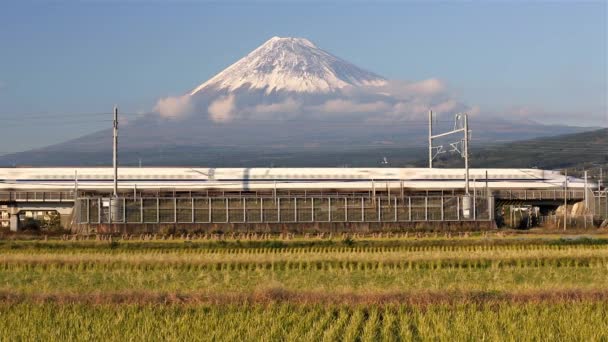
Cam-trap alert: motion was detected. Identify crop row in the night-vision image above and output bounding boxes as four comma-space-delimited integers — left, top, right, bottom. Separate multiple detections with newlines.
2, 256, 607, 272
2, 246, 608, 266
0, 302, 607, 341
1, 241, 607, 256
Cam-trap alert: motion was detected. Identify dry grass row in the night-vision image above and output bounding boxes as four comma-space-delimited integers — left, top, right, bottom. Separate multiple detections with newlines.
1, 256, 607, 272
1, 289, 608, 306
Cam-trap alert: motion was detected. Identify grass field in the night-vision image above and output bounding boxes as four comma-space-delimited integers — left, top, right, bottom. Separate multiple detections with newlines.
1, 234, 608, 340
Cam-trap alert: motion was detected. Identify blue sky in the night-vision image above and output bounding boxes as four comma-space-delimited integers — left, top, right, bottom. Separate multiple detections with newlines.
0, 1, 606, 153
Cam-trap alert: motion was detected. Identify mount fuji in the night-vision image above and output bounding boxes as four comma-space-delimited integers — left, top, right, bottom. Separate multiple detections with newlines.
191, 36, 386, 95
0, 37, 589, 166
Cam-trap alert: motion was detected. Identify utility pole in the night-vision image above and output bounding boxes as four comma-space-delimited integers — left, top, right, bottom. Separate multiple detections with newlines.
584, 170, 588, 209
584, 170, 588, 228
428, 110, 433, 168
74, 170, 78, 199
464, 114, 470, 195
485, 170, 489, 196
113, 106, 118, 198
563, 169, 568, 231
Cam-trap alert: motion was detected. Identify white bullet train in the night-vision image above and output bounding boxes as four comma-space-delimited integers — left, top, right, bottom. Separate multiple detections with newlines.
0, 167, 587, 192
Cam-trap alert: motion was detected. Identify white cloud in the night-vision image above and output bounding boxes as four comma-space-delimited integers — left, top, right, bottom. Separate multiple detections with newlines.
315, 99, 391, 114
467, 105, 481, 117
311, 78, 474, 121
352, 79, 448, 101
152, 77, 483, 123
254, 98, 301, 114
403, 78, 446, 95
208, 94, 236, 122
429, 99, 458, 115
154, 95, 193, 119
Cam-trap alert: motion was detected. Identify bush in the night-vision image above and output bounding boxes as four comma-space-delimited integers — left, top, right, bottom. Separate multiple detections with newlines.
342, 236, 355, 247
21, 218, 41, 231
41, 212, 63, 232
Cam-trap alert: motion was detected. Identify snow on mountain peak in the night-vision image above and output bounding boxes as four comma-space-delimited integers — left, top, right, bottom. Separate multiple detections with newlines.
190, 36, 386, 95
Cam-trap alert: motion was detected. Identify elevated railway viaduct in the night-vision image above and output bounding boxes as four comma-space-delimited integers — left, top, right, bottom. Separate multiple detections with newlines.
1, 188, 597, 233
0, 167, 602, 232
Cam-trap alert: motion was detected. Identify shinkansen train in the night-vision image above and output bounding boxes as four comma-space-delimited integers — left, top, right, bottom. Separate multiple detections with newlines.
0, 167, 587, 192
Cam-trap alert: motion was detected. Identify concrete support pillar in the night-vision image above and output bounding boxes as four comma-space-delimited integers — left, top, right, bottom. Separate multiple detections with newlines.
9, 207, 20, 232
488, 196, 495, 221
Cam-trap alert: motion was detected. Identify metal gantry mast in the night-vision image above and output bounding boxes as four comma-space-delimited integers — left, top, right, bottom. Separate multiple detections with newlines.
428, 112, 472, 218
428, 112, 471, 195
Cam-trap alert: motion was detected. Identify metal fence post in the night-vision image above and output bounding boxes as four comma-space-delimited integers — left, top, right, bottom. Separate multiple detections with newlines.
174, 197, 177, 223
225, 198, 229, 223
488, 195, 494, 221
394, 197, 397, 222
328, 197, 332, 222
408, 197, 412, 221
243, 197, 246, 222
140, 197, 143, 223
294, 197, 298, 222
191, 198, 195, 223
109, 197, 113, 224
208, 199, 212, 223
345, 197, 348, 222
260, 198, 264, 222
473, 194, 476, 220
156, 197, 159, 223
278, 197, 281, 222
424, 197, 428, 221
441, 196, 444, 221
361, 197, 365, 222
311, 197, 315, 222
457, 196, 460, 221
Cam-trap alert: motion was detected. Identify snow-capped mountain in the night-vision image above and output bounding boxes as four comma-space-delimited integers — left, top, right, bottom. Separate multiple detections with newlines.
190, 36, 386, 95
0, 36, 588, 166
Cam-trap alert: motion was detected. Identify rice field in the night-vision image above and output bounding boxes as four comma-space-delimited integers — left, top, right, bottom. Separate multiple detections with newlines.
1, 234, 607, 340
